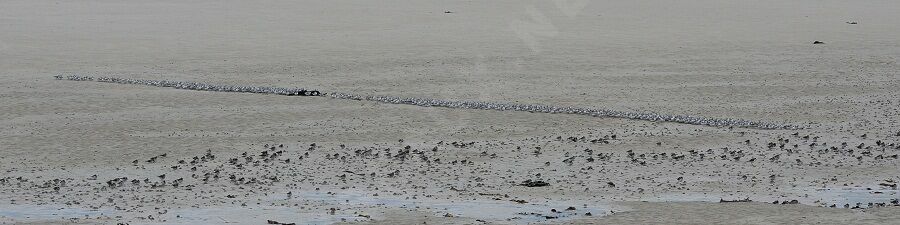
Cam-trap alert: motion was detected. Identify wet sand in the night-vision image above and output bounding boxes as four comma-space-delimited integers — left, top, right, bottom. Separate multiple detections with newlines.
2, 0, 899, 224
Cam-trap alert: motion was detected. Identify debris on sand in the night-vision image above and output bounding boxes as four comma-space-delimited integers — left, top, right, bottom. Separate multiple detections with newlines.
520, 179, 550, 187
846, 21, 858, 24
813, 41, 825, 44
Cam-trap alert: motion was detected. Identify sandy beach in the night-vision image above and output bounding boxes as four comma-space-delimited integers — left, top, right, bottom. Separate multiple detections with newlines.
2, 0, 899, 224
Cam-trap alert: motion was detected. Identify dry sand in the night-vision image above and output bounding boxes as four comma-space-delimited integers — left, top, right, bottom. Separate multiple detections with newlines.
2, 0, 899, 224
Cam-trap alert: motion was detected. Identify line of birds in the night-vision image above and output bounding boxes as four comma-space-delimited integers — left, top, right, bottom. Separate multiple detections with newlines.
56, 74, 798, 130
55, 75, 321, 96
328, 92, 798, 130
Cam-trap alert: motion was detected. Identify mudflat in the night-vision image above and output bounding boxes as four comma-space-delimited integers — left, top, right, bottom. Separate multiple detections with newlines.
1, 0, 899, 224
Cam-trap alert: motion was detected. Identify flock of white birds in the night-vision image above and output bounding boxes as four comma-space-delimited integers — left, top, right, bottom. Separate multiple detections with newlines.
56, 74, 798, 130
